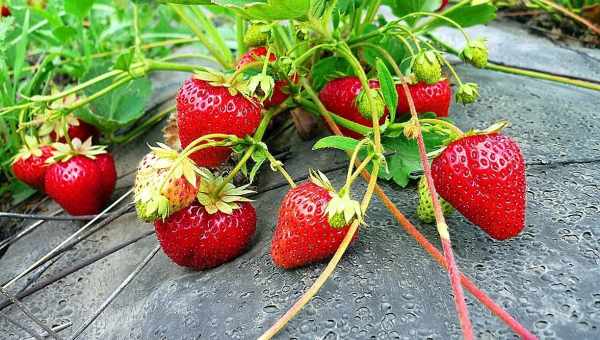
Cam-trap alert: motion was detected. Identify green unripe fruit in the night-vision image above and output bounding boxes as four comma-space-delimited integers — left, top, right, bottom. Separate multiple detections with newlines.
356, 88, 385, 120
455, 83, 480, 105
416, 176, 454, 224
461, 38, 488, 69
244, 23, 270, 47
413, 51, 442, 85
328, 212, 348, 229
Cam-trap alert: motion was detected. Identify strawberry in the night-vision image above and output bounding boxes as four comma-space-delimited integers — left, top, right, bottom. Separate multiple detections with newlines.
49, 119, 99, 143
44, 138, 116, 216
155, 172, 256, 270
431, 130, 526, 240
11, 136, 54, 189
243, 23, 270, 47
155, 201, 256, 270
96, 153, 117, 203
413, 51, 442, 85
134, 144, 199, 222
438, 0, 449, 11
416, 176, 453, 224
1, 5, 10, 17
319, 76, 388, 139
236, 46, 295, 108
271, 171, 362, 269
176, 75, 261, 167
396, 79, 452, 118
460, 38, 489, 69
236, 46, 276, 70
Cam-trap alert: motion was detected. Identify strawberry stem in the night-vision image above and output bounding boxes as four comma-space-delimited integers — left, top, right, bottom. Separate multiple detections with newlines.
398, 78, 474, 339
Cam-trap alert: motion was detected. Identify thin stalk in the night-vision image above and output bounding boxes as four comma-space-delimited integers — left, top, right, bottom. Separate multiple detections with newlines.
318, 112, 538, 340
398, 78, 474, 339
295, 97, 370, 136
169, 4, 233, 69
261, 78, 383, 339
160, 53, 216, 63
30, 69, 124, 102
427, 33, 600, 92
535, 0, 600, 35
189, 6, 234, 66
264, 151, 297, 188
148, 60, 203, 73
236, 17, 247, 56
359, 0, 382, 33
215, 110, 275, 194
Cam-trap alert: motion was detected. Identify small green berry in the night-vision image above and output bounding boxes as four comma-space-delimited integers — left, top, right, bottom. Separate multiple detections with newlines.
416, 176, 454, 224
328, 212, 348, 228
244, 23, 270, 47
455, 83, 480, 105
413, 51, 442, 85
461, 38, 488, 69
356, 88, 385, 120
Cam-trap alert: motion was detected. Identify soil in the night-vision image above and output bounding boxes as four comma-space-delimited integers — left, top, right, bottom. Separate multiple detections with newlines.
500, 7, 600, 48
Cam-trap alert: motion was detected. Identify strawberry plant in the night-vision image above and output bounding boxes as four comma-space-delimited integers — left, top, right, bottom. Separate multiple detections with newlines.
2, 0, 548, 338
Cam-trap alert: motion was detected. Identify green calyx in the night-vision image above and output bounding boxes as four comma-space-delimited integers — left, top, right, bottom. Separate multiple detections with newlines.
193, 70, 252, 98
244, 22, 270, 47
48, 137, 106, 163
12, 135, 44, 163
413, 51, 442, 85
196, 169, 254, 215
309, 170, 363, 229
356, 88, 385, 120
134, 144, 200, 222
461, 38, 488, 69
416, 176, 453, 224
455, 82, 480, 105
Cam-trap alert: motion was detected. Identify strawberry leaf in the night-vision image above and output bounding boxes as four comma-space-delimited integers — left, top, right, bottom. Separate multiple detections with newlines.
375, 59, 397, 122
379, 129, 448, 187
313, 135, 360, 152
79, 63, 152, 133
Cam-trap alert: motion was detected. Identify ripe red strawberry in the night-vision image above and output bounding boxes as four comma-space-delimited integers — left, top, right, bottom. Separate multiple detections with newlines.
237, 46, 277, 70
396, 79, 452, 118
44, 139, 116, 216
236, 46, 295, 108
438, 0, 449, 11
176, 76, 262, 167
319, 76, 388, 139
155, 171, 256, 270
1, 5, 10, 17
271, 171, 362, 269
49, 119, 99, 143
431, 132, 526, 240
155, 201, 256, 270
95, 153, 117, 203
11, 140, 54, 190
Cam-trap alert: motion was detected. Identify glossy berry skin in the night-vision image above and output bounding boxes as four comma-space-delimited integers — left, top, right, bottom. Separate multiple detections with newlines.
45, 155, 115, 216
11, 145, 54, 189
95, 153, 117, 203
1, 5, 10, 17
438, 0, 449, 11
319, 76, 387, 139
236, 46, 294, 108
236, 46, 277, 70
176, 77, 262, 167
155, 202, 256, 270
431, 133, 526, 240
50, 119, 99, 143
396, 80, 452, 118
271, 182, 358, 269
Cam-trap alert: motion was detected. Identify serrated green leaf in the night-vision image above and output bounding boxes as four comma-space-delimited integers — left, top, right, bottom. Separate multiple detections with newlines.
65, 0, 95, 19
375, 59, 397, 122
424, 3, 497, 30
79, 63, 152, 132
313, 135, 360, 152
